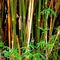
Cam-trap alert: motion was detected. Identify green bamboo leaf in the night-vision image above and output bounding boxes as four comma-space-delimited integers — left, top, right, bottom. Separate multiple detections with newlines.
56, 26, 60, 30
53, 51, 58, 58
0, 41, 4, 47
38, 27, 49, 32
3, 50, 10, 58
50, 9, 56, 16
27, 52, 33, 58
37, 41, 46, 48
46, 43, 54, 50
33, 53, 41, 60
49, 35, 56, 43
41, 7, 56, 17
40, 54, 46, 60
29, 42, 35, 49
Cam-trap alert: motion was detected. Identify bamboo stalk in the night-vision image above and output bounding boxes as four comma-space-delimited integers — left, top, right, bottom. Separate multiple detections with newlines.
10, 0, 17, 48
22, 0, 26, 47
43, 0, 48, 60
36, 0, 41, 43
26, 0, 34, 49
19, 0, 23, 48
47, 4, 59, 57
12, 32, 14, 49
34, 0, 43, 59
25, 0, 34, 59
7, 0, 11, 48
51, 0, 59, 36
16, 35, 21, 55
49, 0, 53, 39
25, 0, 29, 11
36, 0, 41, 54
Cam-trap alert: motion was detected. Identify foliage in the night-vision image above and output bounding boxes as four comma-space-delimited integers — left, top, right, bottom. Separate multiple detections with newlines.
41, 7, 56, 19
1, 0, 60, 60
0, 41, 21, 60
0, 41, 4, 47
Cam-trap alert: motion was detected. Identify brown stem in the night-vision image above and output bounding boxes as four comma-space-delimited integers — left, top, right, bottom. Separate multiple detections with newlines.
7, 0, 11, 47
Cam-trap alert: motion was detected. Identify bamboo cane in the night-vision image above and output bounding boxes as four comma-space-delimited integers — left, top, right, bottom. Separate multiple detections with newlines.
22, 0, 26, 47
10, 0, 17, 48
25, 0, 34, 60
7, 0, 11, 48
36, 0, 41, 43
43, 0, 48, 60
49, 0, 53, 38
16, 35, 21, 55
26, 0, 34, 49
51, 0, 60, 36
36, 1, 41, 54
19, 0, 23, 48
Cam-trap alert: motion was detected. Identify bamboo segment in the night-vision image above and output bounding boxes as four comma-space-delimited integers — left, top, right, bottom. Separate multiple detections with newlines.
16, 35, 21, 55
26, 0, 34, 48
35, 0, 41, 58
7, 0, 11, 47
36, 0, 41, 43
25, 1, 34, 59
19, 0, 23, 47
49, 0, 53, 38
10, 0, 17, 48
22, 0, 26, 46
43, 0, 48, 60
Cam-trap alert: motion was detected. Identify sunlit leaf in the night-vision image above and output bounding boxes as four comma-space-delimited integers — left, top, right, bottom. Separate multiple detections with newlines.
37, 41, 46, 48
29, 42, 35, 49
40, 54, 46, 60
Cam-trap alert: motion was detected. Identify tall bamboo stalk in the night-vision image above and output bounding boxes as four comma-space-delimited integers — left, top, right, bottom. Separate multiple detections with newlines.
25, 0, 34, 59
22, 0, 26, 47
49, 0, 53, 38
7, 0, 11, 47
26, 0, 34, 49
36, 0, 41, 54
10, 0, 17, 48
51, 0, 59, 36
43, 0, 48, 60
36, 0, 41, 43
19, 0, 23, 48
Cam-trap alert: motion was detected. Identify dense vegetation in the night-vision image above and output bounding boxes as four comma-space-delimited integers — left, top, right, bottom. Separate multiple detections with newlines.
0, 0, 60, 60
